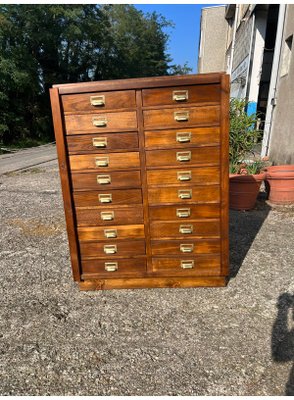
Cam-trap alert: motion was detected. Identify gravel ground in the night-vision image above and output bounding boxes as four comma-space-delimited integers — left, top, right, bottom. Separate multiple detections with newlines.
0, 163, 294, 395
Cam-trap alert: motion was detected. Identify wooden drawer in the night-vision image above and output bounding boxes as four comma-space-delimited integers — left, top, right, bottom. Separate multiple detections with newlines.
150, 220, 220, 239
148, 185, 220, 205
69, 152, 140, 172
147, 166, 220, 186
80, 240, 146, 259
78, 224, 145, 241
149, 204, 220, 220
81, 258, 146, 278
73, 189, 142, 208
62, 90, 136, 113
67, 132, 139, 154
76, 206, 144, 226
143, 106, 220, 129
145, 127, 220, 149
151, 239, 221, 256
142, 84, 220, 107
71, 171, 141, 191
145, 147, 219, 168
64, 111, 137, 134
151, 255, 221, 276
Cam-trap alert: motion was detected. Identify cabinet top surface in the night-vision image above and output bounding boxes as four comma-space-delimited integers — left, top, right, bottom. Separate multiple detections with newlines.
52, 72, 228, 95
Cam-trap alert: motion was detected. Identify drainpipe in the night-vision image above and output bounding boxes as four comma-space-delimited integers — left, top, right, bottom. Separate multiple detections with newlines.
228, 4, 240, 74
261, 4, 286, 158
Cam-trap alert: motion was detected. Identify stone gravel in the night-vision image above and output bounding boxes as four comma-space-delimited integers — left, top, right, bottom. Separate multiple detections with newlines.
0, 163, 294, 395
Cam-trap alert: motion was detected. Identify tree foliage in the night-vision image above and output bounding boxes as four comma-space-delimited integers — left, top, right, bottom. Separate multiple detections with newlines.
0, 4, 191, 145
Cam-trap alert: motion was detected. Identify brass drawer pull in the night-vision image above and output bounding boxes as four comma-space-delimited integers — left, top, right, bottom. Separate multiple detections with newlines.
178, 189, 192, 200
92, 137, 107, 148
179, 224, 193, 234
176, 208, 191, 218
97, 174, 111, 185
176, 132, 191, 143
174, 111, 189, 122
104, 229, 117, 239
177, 171, 191, 181
100, 211, 114, 221
180, 244, 194, 253
173, 90, 188, 102
104, 244, 117, 255
95, 156, 109, 167
181, 260, 194, 269
176, 151, 191, 162
98, 193, 112, 204
90, 95, 105, 106
92, 116, 107, 127
105, 261, 118, 272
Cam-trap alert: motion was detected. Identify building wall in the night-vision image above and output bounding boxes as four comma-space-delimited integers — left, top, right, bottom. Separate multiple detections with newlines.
198, 6, 227, 73
269, 5, 294, 164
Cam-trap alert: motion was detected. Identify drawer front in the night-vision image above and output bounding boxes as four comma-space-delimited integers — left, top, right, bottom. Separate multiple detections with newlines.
150, 220, 220, 239
78, 224, 145, 241
73, 189, 142, 207
151, 255, 221, 276
69, 152, 140, 172
67, 132, 139, 154
65, 111, 137, 134
151, 239, 221, 256
80, 240, 146, 259
143, 106, 220, 129
142, 84, 220, 107
147, 167, 220, 186
76, 206, 144, 226
62, 90, 136, 113
148, 186, 220, 205
145, 147, 220, 168
82, 258, 146, 277
71, 171, 141, 191
145, 127, 220, 149
149, 204, 220, 220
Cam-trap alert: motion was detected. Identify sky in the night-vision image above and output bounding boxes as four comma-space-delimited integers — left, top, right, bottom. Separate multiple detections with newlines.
134, 4, 220, 73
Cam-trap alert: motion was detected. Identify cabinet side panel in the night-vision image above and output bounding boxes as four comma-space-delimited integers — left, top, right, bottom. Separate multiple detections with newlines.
50, 88, 81, 281
220, 75, 230, 276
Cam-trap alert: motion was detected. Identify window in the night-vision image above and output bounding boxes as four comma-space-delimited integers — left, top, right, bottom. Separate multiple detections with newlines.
280, 34, 293, 77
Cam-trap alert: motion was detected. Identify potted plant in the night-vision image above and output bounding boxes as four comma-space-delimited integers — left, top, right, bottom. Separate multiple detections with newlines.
263, 165, 294, 204
229, 98, 266, 210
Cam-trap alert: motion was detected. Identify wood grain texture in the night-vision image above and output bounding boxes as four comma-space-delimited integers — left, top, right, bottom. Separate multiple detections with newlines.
71, 170, 141, 191
147, 166, 220, 186
81, 258, 146, 276
149, 204, 220, 220
143, 106, 220, 129
151, 255, 221, 276
69, 152, 140, 172
150, 220, 220, 239
62, 90, 135, 113
76, 206, 144, 226
78, 224, 145, 241
73, 189, 142, 207
151, 239, 221, 255
80, 240, 146, 259
148, 185, 220, 205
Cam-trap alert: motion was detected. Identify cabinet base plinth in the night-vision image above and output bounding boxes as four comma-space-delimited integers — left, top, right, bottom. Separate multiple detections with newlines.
79, 276, 228, 291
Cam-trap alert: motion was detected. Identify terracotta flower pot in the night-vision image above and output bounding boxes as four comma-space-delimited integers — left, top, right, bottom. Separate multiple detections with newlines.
264, 165, 294, 204
229, 173, 266, 211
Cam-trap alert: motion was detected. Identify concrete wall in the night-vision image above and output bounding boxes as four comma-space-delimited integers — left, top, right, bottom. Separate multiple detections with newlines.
269, 5, 294, 164
198, 6, 228, 73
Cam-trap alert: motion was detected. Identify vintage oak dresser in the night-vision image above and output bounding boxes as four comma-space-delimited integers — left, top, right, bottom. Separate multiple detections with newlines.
50, 73, 229, 290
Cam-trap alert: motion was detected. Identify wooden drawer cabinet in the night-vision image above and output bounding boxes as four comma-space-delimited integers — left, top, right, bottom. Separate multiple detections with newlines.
50, 73, 229, 290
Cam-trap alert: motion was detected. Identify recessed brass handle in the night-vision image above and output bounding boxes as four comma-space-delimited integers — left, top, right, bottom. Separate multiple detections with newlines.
104, 229, 117, 239
176, 208, 191, 218
181, 260, 194, 269
100, 211, 114, 221
104, 244, 117, 255
90, 95, 105, 106
180, 244, 194, 253
105, 261, 118, 272
179, 224, 193, 234
92, 137, 107, 148
92, 116, 107, 127
174, 111, 189, 122
177, 171, 191, 181
178, 189, 192, 200
97, 174, 111, 185
98, 193, 112, 203
173, 90, 188, 102
176, 151, 191, 162
176, 132, 191, 143
95, 156, 109, 167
